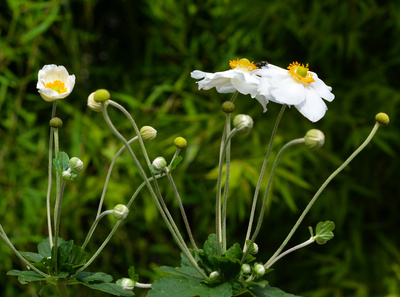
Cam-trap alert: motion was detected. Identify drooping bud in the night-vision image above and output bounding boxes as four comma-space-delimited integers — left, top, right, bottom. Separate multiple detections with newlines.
249, 242, 259, 255
140, 126, 157, 141
93, 89, 110, 102
120, 278, 135, 291
253, 263, 266, 277
233, 114, 253, 133
69, 157, 84, 173
375, 112, 389, 126
209, 271, 220, 281
113, 204, 129, 221
174, 137, 187, 149
152, 157, 167, 172
221, 101, 235, 113
241, 263, 251, 275
304, 129, 325, 149
88, 92, 108, 112
49, 117, 63, 129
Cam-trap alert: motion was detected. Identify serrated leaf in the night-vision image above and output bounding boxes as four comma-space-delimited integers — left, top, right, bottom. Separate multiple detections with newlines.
199, 234, 219, 273
147, 276, 232, 297
248, 282, 301, 297
57, 240, 74, 267
7, 270, 47, 285
81, 282, 134, 296
314, 221, 335, 245
76, 271, 113, 284
224, 243, 243, 261
156, 265, 203, 280
53, 152, 70, 172
19, 251, 43, 263
168, 156, 183, 171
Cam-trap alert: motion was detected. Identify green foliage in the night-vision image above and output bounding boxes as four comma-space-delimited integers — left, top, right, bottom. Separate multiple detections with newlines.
309, 221, 335, 245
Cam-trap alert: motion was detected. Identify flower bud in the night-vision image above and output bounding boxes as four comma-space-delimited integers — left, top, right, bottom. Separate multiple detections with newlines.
93, 89, 110, 102
221, 101, 235, 113
140, 126, 157, 141
304, 129, 325, 149
88, 92, 108, 112
62, 170, 72, 180
253, 263, 265, 277
174, 137, 187, 149
113, 204, 129, 220
69, 157, 84, 173
49, 117, 63, 128
120, 278, 135, 291
241, 263, 251, 275
233, 114, 253, 133
209, 271, 220, 281
375, 112, 389, 126
152, 157, 167, 172
249, 242, 259, 255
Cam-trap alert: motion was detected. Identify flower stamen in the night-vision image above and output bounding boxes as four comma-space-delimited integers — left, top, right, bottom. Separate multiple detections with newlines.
229, 58, 258, 72
45, 80, 67, 94
288, 62, 315, 84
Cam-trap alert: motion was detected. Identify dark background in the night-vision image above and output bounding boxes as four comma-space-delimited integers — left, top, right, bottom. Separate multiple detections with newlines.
1, 0, 399, 296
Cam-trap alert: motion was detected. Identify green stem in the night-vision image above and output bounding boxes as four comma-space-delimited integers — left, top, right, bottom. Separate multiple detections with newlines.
265, 122, 381, 267
244, 105, 286, 249
53, 179, 66, 274
241, 138, 304, 264
222, 113, 231, 253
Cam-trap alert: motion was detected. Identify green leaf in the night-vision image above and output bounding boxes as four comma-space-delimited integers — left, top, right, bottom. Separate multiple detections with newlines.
7, 270, 47, 285
38, 238, 53, 258
57, 240, 74, 268
53, 152, 70, 173
224, 243, 243, 261
19, 251, 43, 263
156, 265, 203, 280
77, 271, 113, 284
313, 221, 335, 245
248, 281, 301, 297
81, 282, 134, 296
128, 266, 139, 282
147, 276, 232, 297
168, 156, 183, 171
199, 234, 219, 273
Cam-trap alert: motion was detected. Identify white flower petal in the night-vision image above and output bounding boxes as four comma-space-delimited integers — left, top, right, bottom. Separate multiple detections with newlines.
310, 75, 334, 102
37, 64, 75, 102
270, 75, 306, 105
295, 88, 328, 122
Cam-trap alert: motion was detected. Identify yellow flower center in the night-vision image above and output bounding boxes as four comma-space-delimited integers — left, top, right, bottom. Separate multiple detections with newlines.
45, 80, 67, 94
287, 62, 315, 84
229, 58, 258, 72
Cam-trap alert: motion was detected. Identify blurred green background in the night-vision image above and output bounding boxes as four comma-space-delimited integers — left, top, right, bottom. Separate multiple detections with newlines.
1, 0, 400, 296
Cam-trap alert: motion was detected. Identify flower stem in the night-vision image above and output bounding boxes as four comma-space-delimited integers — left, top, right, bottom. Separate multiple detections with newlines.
265, 122, 381, 268
244, 105, 286, 249
222, 112, 231, 253
241, 137, 305, 264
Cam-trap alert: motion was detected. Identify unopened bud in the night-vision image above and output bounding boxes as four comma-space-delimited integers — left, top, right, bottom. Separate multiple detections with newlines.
140, 126, 157, 141
62, 170, 72, 180
49, 117, 63, 128
209, 271, 220, 281
69, 157, 83, 173
249, 242, 259, 255
93, 89, 110, 102
113, 204, 129, 220
174, 137, 187, 149
152, 157, 167, 172
375, 112, 389, 126
304, 129, 325, 149
88, 92, 108, 112
253, 263, 265, 277
221, 101, 235, 113
233, 114, 253, 133
120, 278, 135, 291
241, 264, 251, 275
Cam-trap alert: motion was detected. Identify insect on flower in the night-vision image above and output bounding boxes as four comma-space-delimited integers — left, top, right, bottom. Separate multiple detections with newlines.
255, 61, 269, 68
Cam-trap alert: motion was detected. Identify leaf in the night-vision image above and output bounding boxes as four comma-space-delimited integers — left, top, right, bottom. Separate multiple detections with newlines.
248, 281, 301, 297
313, 221, 335, 245
81, 282, 134, 296
19, 251, 43, 263
76, 271, 113, 284
7, 270, 47, 285
199, 233, 219, 273
53, 152, 70, 173
224, 243, 243, 261
128, 266, 139, 282
57, 240, 74, 268
168, 156, 183, 171
147, 276, 232, 297
156, 265, 203, 280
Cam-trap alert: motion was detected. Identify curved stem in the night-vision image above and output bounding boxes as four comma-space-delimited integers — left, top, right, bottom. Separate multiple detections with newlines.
265, 122, 381, 267
222, 113, 231, 253
53, 178, 66, 274
244, 105, 286, 249
47, 101, 57, 248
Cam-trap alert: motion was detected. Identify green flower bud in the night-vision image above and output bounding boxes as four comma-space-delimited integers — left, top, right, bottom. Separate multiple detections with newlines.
304, 129, 325, 149
113, 204, 129, 220
221, 101, 235, 113
69, 157, 83, 173
253, 263, 265, 277
241, 263, 251, 275
152, 157, 167, 172
375, 112, 389, 126
140, 126, 157, 141
249, 242, 259, 255
49, 117, 63, 128
174, 137, 187, 149
93, 89, 111, 102
88, 91, 108, 112
120, 278, 135, 291
209, 271, 220, 281
62, 170, 72, 180
233, 114, 253, 133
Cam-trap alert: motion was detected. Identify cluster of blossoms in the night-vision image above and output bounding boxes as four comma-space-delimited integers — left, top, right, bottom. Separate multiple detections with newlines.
191, 59, 335, 122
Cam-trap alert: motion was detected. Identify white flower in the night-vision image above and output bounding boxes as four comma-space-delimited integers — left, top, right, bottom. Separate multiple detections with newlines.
37, 64, 75, 102
191, 58, 268, 111
256, 62, 334, 122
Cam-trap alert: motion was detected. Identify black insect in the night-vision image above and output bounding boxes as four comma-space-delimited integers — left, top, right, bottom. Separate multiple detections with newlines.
255, 60, 269, 68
